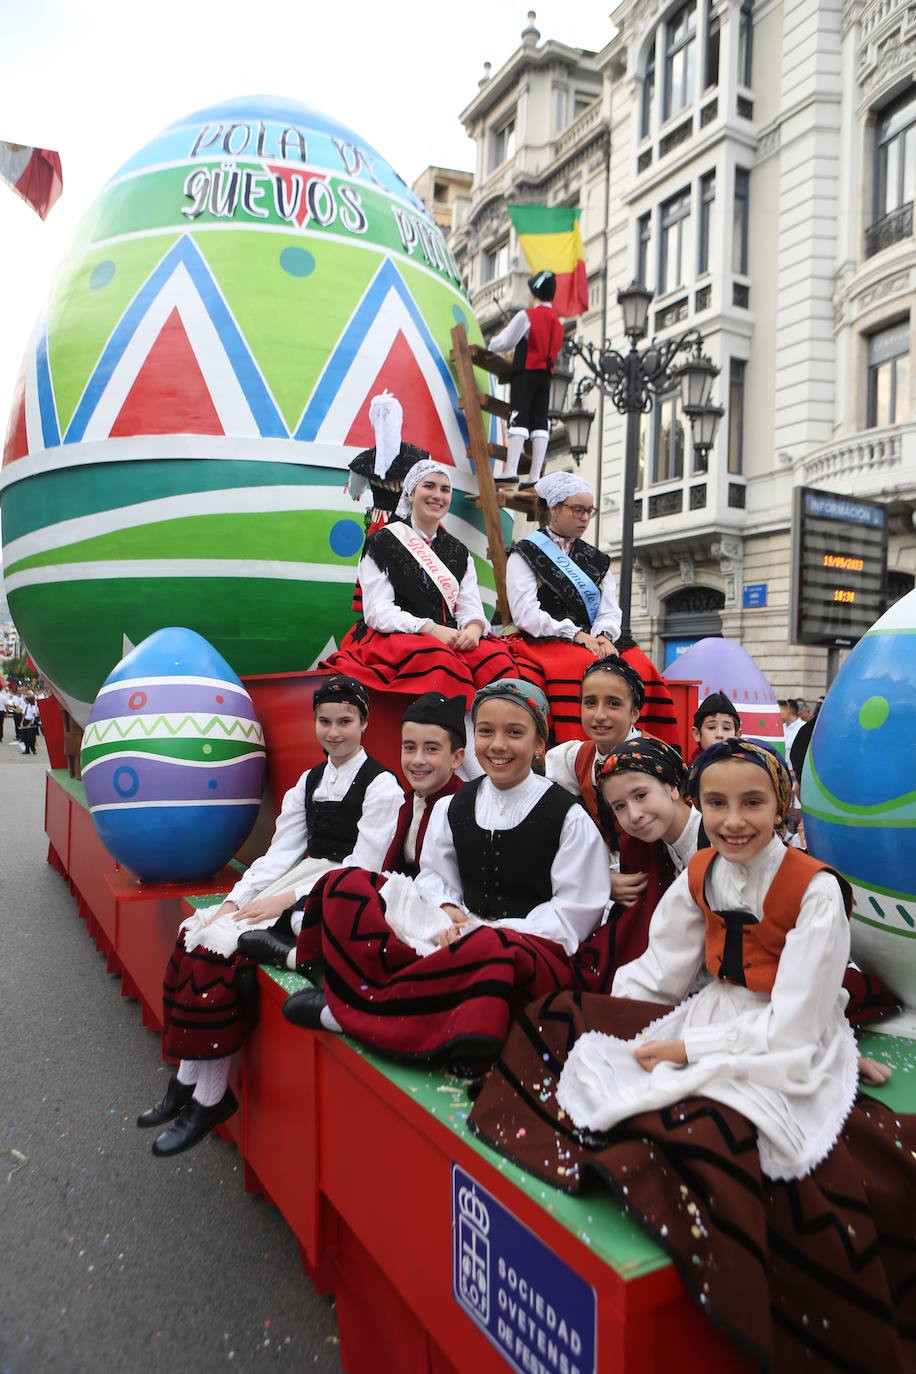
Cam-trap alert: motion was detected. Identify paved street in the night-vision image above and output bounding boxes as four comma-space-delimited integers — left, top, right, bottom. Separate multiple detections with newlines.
0, 738, 342, 1373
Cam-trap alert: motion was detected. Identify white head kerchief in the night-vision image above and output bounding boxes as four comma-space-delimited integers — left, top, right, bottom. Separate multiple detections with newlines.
369, 391, 403, 477
535, 471, 593, 508
394, 460, 452, 519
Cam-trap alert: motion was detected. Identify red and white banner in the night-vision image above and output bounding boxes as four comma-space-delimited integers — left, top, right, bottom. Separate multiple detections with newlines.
0, 142, 62, 220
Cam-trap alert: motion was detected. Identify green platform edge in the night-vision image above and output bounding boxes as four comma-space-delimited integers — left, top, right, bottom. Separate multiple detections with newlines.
53, 772, 916, 1278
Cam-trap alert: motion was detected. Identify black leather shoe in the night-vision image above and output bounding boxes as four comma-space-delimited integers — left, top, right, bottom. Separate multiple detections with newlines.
237, 926, 296, 968
151, 1089, 238, 1157
137, 1076, 194, 1128
282, 987, 328, 1030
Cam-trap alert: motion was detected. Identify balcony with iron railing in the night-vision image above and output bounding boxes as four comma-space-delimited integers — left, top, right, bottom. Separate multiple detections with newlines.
865, 201, 913, 257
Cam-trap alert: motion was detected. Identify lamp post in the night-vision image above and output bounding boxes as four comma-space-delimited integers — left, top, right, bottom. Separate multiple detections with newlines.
564, 281, 724, 638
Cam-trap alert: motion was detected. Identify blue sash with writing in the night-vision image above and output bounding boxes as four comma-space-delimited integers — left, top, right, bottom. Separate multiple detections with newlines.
527, 531, 601, 624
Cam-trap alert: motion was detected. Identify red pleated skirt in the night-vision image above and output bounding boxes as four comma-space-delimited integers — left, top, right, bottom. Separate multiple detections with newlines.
321, 624, 517, 708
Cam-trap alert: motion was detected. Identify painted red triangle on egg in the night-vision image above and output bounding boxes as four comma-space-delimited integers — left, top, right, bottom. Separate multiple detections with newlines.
111, 308, 224, 437
2, 361, 29, 465
345, 329, 454, 464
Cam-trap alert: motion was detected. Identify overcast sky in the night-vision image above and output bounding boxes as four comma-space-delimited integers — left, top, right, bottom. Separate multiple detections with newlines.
0, 0, 616, 441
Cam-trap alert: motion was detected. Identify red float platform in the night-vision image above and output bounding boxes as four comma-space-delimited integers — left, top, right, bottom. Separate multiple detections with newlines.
46, 767, 751, 1373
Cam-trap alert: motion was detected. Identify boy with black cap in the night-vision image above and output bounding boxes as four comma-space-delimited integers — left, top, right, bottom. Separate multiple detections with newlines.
690, 690, 741, 759
383, 692, 466, 877
489, 269, 564, 487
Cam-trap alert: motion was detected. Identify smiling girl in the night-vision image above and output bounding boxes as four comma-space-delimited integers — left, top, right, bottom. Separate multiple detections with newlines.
558, 738, 864, 1181
281, 678, 610, 1060
322, 459, 516, 742
137, 675, 401, 1157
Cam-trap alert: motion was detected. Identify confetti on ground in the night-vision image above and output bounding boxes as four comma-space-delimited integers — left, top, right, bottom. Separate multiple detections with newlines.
0, 1148, 28, 1182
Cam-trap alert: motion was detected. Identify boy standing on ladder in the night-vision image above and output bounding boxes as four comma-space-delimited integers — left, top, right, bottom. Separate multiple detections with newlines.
489, 269, 564, 489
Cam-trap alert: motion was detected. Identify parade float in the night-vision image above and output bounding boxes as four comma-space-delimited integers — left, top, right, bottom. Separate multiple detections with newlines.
3, 94, 912, 1374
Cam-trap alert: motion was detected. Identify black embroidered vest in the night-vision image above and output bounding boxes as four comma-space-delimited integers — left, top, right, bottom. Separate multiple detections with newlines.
304, 756, 390, 862
364, 518, 469, 628
512, 534, 611, 631
446, 779, 576, 920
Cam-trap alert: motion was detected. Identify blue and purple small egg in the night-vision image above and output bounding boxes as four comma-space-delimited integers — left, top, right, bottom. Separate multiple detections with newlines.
81, 627, 266, 882
801, 589, 916, 1009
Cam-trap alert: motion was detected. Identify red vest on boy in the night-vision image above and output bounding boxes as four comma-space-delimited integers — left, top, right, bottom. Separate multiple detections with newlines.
523, 304, 564, 372
382, 777, 462, 877
687, 846, 852, 996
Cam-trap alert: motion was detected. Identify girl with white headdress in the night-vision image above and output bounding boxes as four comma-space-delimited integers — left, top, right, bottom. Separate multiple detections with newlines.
322, 459, 517, 720
504, 470, 681, 749
503, 471, 622, 741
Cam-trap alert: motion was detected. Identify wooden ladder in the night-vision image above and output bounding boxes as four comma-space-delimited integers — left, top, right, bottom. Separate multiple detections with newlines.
449, 323, 540, 627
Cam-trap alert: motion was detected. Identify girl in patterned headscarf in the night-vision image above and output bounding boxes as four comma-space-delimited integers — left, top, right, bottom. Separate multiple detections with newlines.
598, 737, 698, 869
553, 730, 872, 1185
567, 735, 707, 992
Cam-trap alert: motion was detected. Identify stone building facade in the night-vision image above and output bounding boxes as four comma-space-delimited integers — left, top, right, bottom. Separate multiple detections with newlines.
450, 13, 610, 502
448, 2, 915, 692
597, 0, 915, 693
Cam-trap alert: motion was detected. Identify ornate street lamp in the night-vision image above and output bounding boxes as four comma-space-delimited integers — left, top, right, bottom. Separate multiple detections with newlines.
561, 384, 595, 460
547, 355, 574, 416
566, 283, 723, 638
617, 280, 653, 341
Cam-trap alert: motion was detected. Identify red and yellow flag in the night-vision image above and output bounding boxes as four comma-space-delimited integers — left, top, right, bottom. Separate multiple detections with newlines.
506, 204, 588, 317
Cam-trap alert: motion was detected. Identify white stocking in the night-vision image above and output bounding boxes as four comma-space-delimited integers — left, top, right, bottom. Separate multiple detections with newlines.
502, 428, 527, 479
177, 1060, 199, 1086
457, 712, 484, 780
527, 430, 549, 484
319, 1004, 343, 1034
192, 1055, 230, 1107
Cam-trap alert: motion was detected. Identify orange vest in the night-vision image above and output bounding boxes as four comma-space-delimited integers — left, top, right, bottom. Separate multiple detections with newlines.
573, 740, 600, 827
687, 846, 852, 995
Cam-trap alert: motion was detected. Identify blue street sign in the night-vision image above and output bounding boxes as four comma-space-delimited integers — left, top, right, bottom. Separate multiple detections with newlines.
743, 582, 767, 608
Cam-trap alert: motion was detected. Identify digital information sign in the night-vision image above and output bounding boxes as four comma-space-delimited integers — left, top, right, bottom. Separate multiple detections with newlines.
790, 487, 887, 646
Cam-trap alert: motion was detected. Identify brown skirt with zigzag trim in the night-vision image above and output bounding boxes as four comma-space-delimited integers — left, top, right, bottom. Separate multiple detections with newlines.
161, 936, 257, 1061
469, 991, 916, 1372
294, 866, 572, 1061
320, 624, 517, 708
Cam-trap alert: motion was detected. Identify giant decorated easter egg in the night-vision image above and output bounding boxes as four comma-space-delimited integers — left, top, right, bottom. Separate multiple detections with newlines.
1, 95, 507, 723
81, 627, 266, 882
664, 636, 784, 752
801, 591, 916, 1008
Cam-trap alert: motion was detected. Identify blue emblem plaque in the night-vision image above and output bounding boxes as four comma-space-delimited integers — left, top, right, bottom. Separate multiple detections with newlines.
451, 1163, 596, 1374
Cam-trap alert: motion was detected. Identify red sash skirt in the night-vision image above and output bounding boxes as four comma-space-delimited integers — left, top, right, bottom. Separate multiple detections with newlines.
321, 625, 516, 708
